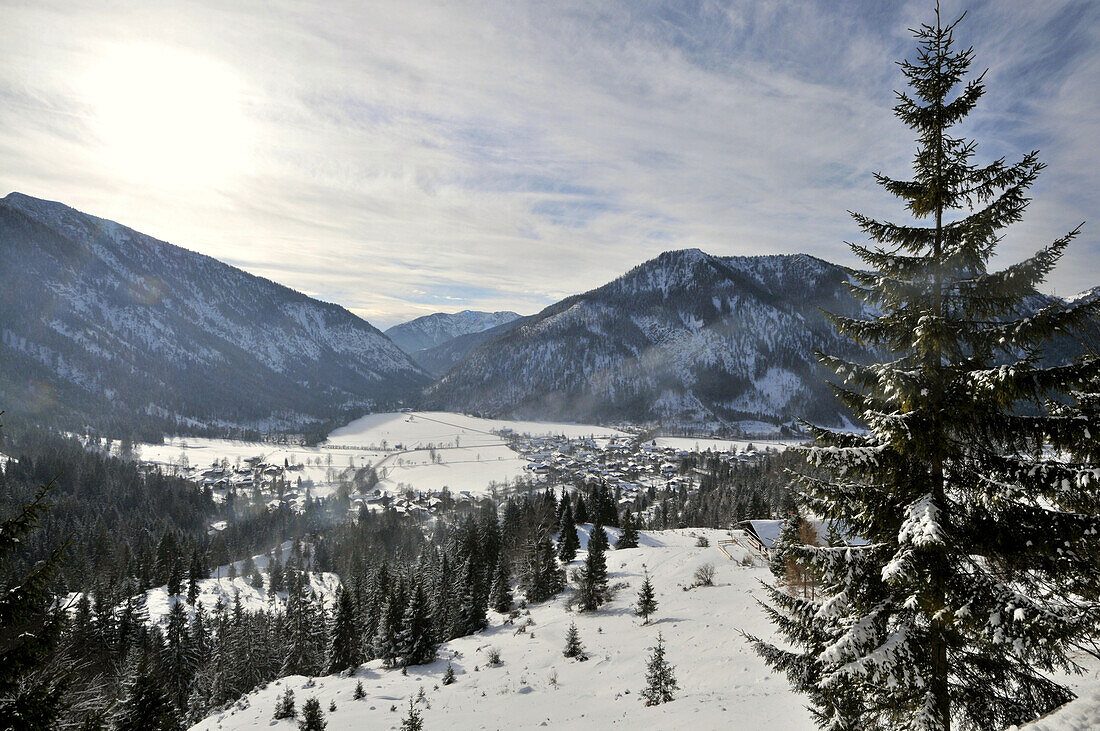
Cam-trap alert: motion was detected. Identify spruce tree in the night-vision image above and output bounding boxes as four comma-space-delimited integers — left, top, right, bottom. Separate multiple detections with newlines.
487, 554, 513, 614
578, 521, 609, 611
563, 621, 587, 661
399, 698, 423, 731
641, 633, 677, 706
353, 680, 366, 700
768, 512, 804, 580
0, 475, 66, 730
398, 583, 437, 667
616, 511, 639, 549
635, 569, 657, 625
327, 586, 361, 674
113, 650, 178, 731
297, 697, 326, 731
557, 502, 580, 562
753, 8, 1100, 731
273, 687, 296, 719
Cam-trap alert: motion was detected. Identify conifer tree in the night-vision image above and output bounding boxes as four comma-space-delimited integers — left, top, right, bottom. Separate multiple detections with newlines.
353, 680, 366, 700
399, 698, 423, 731
557, 502, 580, 562
641, 633, 677, 706
398, 582, 436, 667
616, 511, 639, 549
273, 687, 296, 720
563, 621, 587, 661
636, 569, 657, 625
768, 512, 804, 580
327, 586, 361, 674
442, 662, 455, 685
0, 474, 67, 730
487, 554, 513, 614
520, 534, 565, 603
113, 650, 178, 731
573, 495, 588, 525
578, 521, 609, 611
753, 8, 1100, 730
297, 697, 326, 731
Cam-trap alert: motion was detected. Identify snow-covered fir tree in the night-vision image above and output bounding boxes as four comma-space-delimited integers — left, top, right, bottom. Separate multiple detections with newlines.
297, 696, 326, 730
113, 649, 178, 731
398, 582, 437, 667
273, 687, 296, 720
488, 553, 514, 613
520, 534, 565, 603
636, 569, 658, 625
616, 511, 640, 549
753, 7, 1100, 731
327, 586, 361, 674
641, 633, 677, 706
558, 501, 580, 562
579, 520, 610, 611
563, 621, 587, 660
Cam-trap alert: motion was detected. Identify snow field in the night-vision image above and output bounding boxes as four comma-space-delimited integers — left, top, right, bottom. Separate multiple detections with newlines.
191, 528, 817, 730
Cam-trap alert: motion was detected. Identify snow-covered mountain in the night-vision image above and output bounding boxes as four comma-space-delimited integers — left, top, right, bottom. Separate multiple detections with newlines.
407, 316, 528, 375
424, 249, 873, 432
0, 192, 430, 437
385, 310, 521, 354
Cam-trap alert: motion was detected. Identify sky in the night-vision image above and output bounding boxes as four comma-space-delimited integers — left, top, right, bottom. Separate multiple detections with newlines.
1, 0, 1098, 328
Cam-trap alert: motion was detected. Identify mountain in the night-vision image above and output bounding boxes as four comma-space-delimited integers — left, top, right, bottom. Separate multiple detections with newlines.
0, 192, 430, 438
424, 249, 877, 433
385, 310, 521, 353
408, 316, 528, 375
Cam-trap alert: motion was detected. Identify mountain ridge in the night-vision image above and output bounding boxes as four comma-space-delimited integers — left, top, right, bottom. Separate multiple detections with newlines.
0, 192, 430, 438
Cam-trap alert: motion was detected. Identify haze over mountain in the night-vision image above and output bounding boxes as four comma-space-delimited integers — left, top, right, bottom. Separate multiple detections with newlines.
385, 310, 521, 354
425, 249, 875, 433
0, 192, 429, 438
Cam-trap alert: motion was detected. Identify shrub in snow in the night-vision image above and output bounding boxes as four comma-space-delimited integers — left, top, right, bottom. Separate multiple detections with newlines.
692, 563, 715, 587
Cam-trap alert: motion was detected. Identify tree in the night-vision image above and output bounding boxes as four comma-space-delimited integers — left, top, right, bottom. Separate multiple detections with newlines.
557, 502, 580, 562
487, 554, 513, 614
636, 569, 658, 624
327, 586, 361, 674
520, 534, 565, 604
399, 698, 423, 731
273, 687, 296, 720
442, 662, 455, 685
0, 471, 67, 730
398, 583, 436, 667
641, 633, 677, 706
113, 650, 178, 731
297, 697, 326, 731
768, 513, 805, 580
563, 621, 587, 661
353, 681, 366, 700
578, 521, 609, 611
753, 8, 1100, 731
616, 511, 639, 549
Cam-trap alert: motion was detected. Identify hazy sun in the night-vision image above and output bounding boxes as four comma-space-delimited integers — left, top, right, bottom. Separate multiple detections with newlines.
85, 43, 251, 188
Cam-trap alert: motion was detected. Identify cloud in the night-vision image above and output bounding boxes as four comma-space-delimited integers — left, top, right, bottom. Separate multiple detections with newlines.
1, 0, 1097, 327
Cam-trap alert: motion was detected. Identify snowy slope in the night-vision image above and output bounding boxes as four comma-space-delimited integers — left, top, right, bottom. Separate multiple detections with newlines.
385, 310, 521, 353
191, 528, 818, 731
0, 192, 429, 435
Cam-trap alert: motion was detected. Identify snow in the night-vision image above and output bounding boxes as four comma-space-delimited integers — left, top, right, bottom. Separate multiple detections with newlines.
135, 412, 630, 502
1011, 672, 1100, 730
652, 436, 797, 453
190, 528, 817, 731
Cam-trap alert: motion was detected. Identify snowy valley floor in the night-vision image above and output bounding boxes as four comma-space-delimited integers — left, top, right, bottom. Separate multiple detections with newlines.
189, 527, 1100, 731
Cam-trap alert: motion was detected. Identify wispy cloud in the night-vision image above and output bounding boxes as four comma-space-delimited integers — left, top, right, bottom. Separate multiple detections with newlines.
1, 0, 1097, 326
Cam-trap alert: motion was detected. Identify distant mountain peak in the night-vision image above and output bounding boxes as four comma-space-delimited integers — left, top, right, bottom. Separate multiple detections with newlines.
385, 310, 522, 354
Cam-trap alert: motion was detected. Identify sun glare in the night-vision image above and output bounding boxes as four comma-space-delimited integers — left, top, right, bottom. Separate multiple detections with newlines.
84, 44, 251, 188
